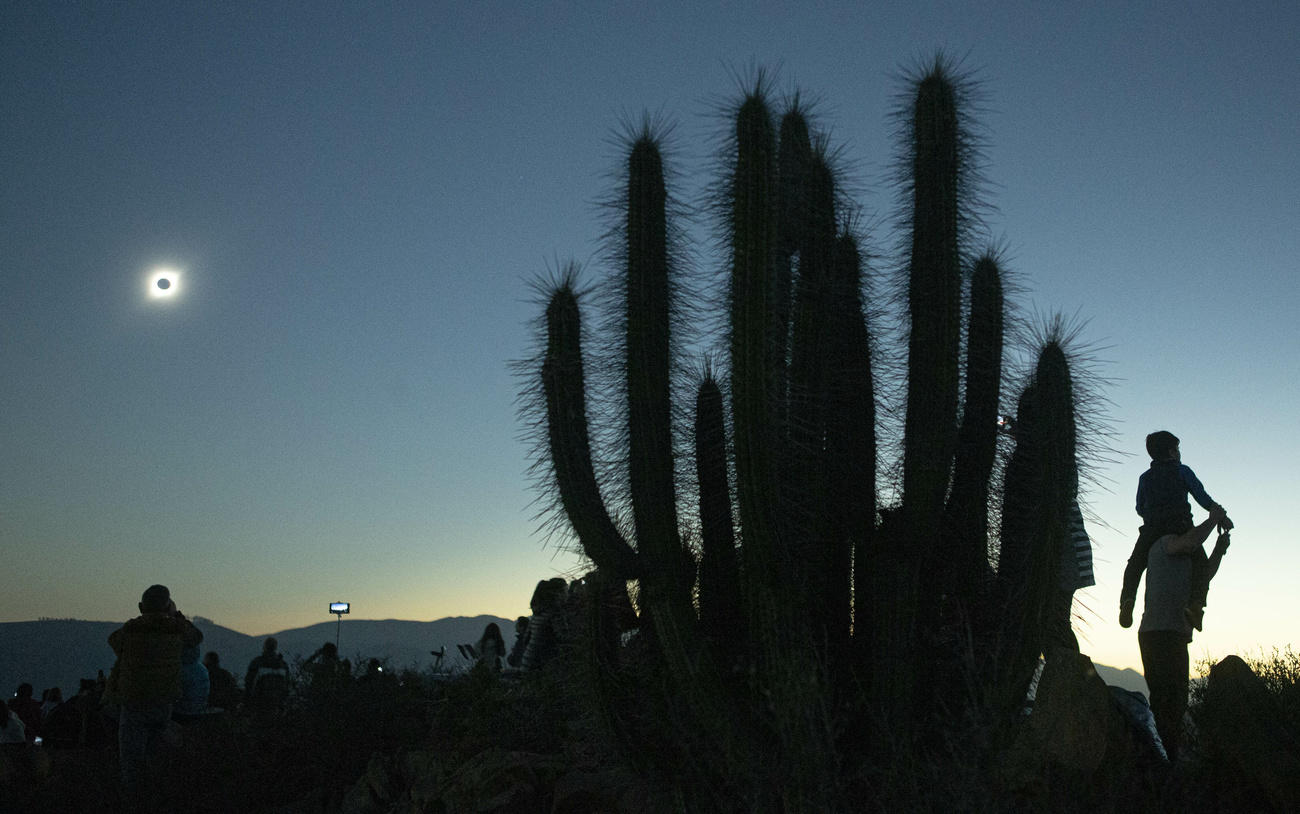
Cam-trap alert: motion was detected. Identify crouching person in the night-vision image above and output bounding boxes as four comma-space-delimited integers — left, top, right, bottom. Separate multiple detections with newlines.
106, 584, 202, 807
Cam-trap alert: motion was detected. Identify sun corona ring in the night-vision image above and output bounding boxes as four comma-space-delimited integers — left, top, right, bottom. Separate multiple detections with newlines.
148, 268, 181, 300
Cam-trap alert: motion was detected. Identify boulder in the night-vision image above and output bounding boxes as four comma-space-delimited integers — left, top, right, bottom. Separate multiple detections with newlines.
437, 748, 567, 812
1197, 655, 1300, 811
552, 766, 660, 813
339, 752, 393, 814
999, 649, 1162, 807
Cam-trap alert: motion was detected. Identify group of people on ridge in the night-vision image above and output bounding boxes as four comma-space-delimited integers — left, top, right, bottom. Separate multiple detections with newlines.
5, 426, 1235, 803
467, 576, 579, 674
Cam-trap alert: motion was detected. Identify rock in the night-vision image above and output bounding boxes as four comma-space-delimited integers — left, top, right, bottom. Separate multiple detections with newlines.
1197, 655, 1300, 812
338, 754, 388, 814
437, 748, 567, 813
363, 752, 395, 803
552, 766, 658, 813
999, 649, 1162, 807
339, 778, 382, 814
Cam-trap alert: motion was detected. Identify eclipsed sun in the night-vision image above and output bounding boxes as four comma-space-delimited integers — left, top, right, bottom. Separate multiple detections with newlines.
148, 269, 181, 300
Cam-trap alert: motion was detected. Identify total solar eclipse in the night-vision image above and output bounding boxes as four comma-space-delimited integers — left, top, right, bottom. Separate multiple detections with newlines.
148, 269, 181, 300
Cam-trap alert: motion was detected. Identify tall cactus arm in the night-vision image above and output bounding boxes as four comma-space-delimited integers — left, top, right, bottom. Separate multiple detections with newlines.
900, 64, 964, 549
943, 252, 1005, 595
728, 91, 783, 572
995, 340, 1077, 709
624, 136, 684, 588
695, 373, 741, 641
543, 285, 641, 578
774, 107, 814, 381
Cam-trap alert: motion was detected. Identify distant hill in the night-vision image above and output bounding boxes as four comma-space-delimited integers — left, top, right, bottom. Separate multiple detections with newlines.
1094, 662, 1149, 696
3, 617, 1151, 700
1, 615, 513, 695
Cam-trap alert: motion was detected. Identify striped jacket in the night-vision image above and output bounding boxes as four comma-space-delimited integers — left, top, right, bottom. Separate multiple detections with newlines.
1061, 500, 1096, 591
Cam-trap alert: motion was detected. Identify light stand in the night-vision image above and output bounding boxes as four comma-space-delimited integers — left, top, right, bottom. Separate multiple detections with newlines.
328, 601, 350, 650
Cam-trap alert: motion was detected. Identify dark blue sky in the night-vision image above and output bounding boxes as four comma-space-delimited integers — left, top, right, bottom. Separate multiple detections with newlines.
3, 1, 1297, 670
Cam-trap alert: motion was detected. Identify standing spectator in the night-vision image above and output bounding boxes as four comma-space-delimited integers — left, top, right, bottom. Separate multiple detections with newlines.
204, 652, 241, 711
40, 687, 81, 748
0, 703, 26, 744
303, 642, 347, 694
1138, 508, 1227, 761
40, 687, 63, 722
175, 641, 210, 717
7, 684, 42, 743
475, 623, 507, 673
1048, 499, 1095, 653
244, 638, 290, 713
71, 677, 110, 748
522, 579, 566, 672
106, 584, 202, 804
506, 617, 530, 669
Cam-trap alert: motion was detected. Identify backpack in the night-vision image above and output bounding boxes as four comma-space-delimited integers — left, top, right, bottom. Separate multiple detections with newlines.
249, 659, 289, 707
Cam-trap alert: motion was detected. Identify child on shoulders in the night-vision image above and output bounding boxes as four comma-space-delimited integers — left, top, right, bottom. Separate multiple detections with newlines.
1119, 430, 1233, 631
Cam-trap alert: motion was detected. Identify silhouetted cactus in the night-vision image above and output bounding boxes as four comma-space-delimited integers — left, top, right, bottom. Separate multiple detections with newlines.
995, 339, 1079, 710
943, 251, 1006, 599
525, 58, 1083, 808
694, 369, 741, 644
539, 278, 639, 579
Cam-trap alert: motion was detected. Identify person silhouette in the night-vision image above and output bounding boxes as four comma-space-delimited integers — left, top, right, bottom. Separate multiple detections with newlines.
106, 584, 202, 805
244, 638, 290, 714
475, 623, 507, 673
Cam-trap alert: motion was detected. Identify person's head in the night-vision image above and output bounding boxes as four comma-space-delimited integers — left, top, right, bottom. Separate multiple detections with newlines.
262, 637, 278, 655
482, 622, 502, 643
15, 683, 33, 700
321, 642, 337, 657
203, 651, 221, 670
1146, 430, 1180, 462
139, 584, 172, 614
515, 616, 528, 634
530, 578, 566, 613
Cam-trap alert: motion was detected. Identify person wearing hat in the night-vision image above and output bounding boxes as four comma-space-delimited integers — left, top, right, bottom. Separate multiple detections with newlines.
106, 584, 202, 804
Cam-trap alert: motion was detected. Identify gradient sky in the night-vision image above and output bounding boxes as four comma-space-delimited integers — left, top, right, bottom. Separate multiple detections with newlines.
3, 1, 1297, 673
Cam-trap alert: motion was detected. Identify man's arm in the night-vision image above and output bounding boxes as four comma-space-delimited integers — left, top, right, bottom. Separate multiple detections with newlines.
1206, 532, 1230, 582
1166, 508, 1224, 556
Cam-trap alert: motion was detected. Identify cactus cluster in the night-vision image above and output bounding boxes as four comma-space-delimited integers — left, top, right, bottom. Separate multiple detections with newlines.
525, 59, 1084, 808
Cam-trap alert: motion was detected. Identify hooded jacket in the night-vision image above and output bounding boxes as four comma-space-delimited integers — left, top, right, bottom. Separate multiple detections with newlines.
107, 613, 203, 704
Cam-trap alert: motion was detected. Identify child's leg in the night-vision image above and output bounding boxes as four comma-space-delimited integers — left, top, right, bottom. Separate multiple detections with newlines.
1120, 527, 1158, 606
1119, 527, 1160, 627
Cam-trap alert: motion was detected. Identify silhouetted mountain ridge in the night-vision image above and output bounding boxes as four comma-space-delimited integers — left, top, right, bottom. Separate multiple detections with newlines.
2, 617, 1149, 699
1, 615, 512, 695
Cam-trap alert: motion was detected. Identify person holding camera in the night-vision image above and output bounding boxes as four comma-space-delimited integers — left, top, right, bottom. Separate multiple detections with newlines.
303, 642, 350, 695
105, 584, 202, 804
